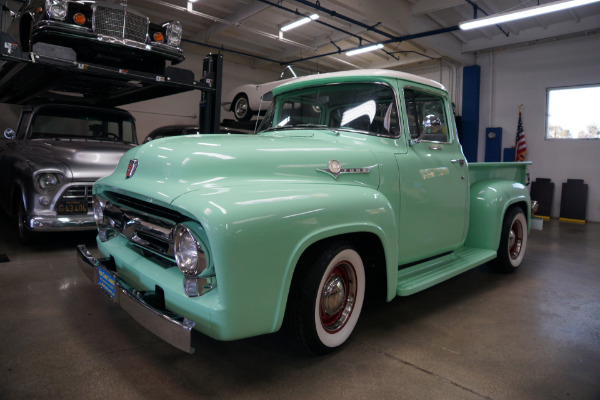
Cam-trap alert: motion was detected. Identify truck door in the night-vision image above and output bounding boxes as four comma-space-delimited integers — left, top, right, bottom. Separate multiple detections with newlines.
395, 88, 468, 264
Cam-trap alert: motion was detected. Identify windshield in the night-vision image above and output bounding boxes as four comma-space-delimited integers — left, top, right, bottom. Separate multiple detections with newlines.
29, 108, 137, 143
257, 83, 400, 137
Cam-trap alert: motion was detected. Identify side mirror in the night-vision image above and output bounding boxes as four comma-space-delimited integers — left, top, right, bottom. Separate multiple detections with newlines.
4, 128, 16, 140
261, 92, 273, 101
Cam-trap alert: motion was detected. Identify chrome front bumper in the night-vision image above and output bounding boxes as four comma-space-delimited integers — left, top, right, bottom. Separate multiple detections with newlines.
76, 245, 195, 353
28, 214, 96, 231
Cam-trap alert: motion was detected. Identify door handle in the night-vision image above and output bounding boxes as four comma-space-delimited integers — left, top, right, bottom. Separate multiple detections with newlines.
450, 159, 466, 167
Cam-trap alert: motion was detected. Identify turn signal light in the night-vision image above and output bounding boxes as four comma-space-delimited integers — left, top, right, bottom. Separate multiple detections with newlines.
153, 32, 164, 42
36, 7, 43, 13
73, 13, 86, 25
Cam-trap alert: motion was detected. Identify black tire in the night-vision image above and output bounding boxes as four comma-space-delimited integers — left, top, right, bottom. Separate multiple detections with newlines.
232, 94, 252, 121
490, 206, 528, 273
285, 241, 365, 355
16, 195, 35, 245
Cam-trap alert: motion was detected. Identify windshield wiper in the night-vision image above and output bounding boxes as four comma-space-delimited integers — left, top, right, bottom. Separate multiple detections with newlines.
294, 124, 328, 129
263, 123, 329, 132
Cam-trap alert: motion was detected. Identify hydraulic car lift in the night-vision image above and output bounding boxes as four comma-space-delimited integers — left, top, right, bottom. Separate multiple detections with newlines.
0, 22, 222, 133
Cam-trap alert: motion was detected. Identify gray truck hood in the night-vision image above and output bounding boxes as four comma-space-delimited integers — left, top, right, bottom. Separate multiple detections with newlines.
25, 139, 136, 180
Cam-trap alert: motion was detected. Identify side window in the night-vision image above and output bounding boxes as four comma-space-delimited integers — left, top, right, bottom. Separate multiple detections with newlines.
404, 89, 449, 142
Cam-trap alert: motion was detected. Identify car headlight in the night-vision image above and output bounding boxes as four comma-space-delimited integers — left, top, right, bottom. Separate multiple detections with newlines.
35, 172, 63, 192
164, 21, 182, 47
93, 195, 107, 226
174, 224, 207, 277
46, 0, 68, 20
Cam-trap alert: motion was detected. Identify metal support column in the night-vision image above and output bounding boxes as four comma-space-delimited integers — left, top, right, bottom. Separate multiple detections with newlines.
199, 53, 223, 134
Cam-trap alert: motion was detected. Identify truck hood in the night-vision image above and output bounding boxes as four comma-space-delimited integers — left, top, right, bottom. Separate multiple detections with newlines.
25, 139, 136, 180
103, 132, 380, 203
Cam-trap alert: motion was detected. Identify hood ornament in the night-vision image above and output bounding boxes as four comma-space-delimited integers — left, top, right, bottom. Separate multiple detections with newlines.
317, 159, 372, 179
126, 159, 138, 179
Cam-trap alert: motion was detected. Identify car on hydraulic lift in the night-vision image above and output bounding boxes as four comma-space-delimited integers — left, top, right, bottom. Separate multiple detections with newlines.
221, 65, 315, 121
4, 0, 184, 74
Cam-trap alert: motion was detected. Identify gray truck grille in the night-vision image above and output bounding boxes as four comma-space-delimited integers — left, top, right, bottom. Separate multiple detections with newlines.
60, 185, 93, 209
94, 5, 148, 43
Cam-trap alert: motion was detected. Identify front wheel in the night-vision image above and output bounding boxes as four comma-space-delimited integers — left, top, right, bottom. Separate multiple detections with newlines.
16, 195, 35, 244
285, 242, 365, 355
490, 207, 528, 273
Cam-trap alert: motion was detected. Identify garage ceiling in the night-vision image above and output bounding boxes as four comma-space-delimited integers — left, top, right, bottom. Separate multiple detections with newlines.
126, 0, 600, 73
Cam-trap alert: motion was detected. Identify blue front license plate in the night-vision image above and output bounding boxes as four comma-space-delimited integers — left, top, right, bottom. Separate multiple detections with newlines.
98, 266, 116, 298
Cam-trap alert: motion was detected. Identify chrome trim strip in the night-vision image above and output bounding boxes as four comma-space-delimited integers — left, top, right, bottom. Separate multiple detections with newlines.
76, 245, 195, 353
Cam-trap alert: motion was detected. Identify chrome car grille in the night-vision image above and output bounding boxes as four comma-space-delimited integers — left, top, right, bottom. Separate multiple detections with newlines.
103, 192, 185, 259
60, 185, 93, 209
93, 5, 148, 43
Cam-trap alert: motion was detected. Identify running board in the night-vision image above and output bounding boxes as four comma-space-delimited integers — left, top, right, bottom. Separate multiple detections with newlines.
396, 247, 497, 296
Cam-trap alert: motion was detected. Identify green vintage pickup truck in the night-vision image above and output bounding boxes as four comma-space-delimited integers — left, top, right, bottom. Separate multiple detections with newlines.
77, 70, 532, 354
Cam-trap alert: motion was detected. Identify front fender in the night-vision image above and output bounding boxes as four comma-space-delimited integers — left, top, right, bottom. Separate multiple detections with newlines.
172, 183, 398, 339
465, 179, 531, 250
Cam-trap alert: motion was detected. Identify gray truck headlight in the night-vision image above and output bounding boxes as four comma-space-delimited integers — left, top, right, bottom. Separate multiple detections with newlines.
174, 224, 207, 277
35, 172, 63, 192
46, 0, 68, 20
165, 21, 182, 47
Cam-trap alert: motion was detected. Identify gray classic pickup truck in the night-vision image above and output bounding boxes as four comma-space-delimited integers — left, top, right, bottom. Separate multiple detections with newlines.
0, 103, 137, 242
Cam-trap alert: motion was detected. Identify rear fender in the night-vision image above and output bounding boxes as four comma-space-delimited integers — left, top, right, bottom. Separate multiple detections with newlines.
465, 180, 531, 250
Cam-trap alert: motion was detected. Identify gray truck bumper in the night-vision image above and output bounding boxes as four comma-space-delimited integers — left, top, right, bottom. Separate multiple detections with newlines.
76, 244, 195, 353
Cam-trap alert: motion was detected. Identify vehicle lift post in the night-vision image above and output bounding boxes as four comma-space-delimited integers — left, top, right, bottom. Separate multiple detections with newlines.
199, 53, 223, 134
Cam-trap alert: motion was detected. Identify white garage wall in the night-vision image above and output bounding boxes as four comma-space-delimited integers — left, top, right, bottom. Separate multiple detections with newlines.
477, 34, 600, 222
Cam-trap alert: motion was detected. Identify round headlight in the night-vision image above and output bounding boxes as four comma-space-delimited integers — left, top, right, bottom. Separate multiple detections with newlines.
165, 21, 182, 47
93, 195, 106, 225
36, 173, 61, 191
46, 0, 68, 20
174, 224, 207, 277
50, 5, 67, 19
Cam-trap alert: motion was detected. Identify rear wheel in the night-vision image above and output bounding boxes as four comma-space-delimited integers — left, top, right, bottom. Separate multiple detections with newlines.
232, 94, 252, 121
285, 241, 365, 354
490, 207, 528, 273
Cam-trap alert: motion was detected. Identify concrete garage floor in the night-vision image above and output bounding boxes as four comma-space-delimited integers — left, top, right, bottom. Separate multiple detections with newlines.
0, 213, 599, 400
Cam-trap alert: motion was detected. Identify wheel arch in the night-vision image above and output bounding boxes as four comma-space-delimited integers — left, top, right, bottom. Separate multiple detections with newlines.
465, 179, 531, 250
275, 227, 392, 333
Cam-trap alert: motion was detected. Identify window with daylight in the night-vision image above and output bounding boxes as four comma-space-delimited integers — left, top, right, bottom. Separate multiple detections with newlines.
546, 84, 600, 140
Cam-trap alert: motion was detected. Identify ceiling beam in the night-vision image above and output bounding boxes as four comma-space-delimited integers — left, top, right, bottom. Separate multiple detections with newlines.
411, 0, 465, 16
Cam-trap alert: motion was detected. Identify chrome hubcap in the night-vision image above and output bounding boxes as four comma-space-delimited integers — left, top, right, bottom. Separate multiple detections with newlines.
322, 275, 346, 317
508, 220, 523, 260
320, 262, 356, 333
235, 98, 248, 118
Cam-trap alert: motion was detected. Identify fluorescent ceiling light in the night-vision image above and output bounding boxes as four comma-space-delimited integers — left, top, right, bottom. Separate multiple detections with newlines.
346, 43, 384, 56
459, 0, 600, 30
280, 14, 319, 32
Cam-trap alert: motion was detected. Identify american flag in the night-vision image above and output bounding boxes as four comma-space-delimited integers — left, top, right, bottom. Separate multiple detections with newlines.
515, 106, 527, 161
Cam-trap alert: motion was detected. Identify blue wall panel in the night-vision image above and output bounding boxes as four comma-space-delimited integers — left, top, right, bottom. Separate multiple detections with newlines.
461, 65, 480, 162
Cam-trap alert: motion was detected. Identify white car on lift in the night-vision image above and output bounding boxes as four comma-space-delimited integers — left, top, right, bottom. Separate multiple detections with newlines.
221, 66, 314, 121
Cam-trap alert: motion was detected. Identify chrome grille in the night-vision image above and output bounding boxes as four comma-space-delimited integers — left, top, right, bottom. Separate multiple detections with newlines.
102, 192, 185, 259
60, 185, 93, 209
94, 5, 148, 43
